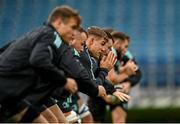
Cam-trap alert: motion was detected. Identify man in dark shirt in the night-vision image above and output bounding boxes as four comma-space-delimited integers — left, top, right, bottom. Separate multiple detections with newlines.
109, 31, 142, 123
39, 6, 107, 123
79, 27, 130, 122
0, 5, 79, 123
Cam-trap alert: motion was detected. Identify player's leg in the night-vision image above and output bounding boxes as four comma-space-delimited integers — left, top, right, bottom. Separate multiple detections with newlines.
40, 105, 59, 123
112, 106, 127, 123
78, 98, 93, 123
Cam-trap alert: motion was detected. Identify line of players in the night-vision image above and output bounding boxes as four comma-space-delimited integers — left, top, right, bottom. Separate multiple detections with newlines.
0, 5, 141, 123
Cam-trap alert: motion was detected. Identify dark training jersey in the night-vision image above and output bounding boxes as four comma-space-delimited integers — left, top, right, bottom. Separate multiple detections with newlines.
79, 46, 116, 122
113, 49, 142, 86
0, 23, 67, 108
80, 46, 116, 94
52, 41, 99, 98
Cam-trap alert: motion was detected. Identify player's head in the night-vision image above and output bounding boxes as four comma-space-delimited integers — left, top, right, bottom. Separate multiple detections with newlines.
103, 30, 114, 56
111, 31, 130, 56
48, 5, 81, 42
86, 26, 109, 60
70, 27, 88, 53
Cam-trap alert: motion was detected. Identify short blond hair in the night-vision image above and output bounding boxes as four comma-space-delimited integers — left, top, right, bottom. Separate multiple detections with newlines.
87, 26, 108, 41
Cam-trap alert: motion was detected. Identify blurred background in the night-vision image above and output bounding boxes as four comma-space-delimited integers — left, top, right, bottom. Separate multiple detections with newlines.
0, 0, 180, 122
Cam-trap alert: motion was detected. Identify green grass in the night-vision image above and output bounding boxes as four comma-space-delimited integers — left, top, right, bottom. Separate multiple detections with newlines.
127, 107, 180, 123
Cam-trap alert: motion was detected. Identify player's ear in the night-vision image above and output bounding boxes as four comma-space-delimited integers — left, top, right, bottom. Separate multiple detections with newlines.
89, 37, 94, 46
57, 18, 63, 26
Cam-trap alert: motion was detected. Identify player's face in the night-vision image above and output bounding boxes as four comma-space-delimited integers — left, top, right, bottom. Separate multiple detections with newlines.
58, 17, 79, 42
72, 32, 87, 53
89, 37, 107, 59
114, 38, 129, 56
103, 38, 113, 56
120, 39, 129, 55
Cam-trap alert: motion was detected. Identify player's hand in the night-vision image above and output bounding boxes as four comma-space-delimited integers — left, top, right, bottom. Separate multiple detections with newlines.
113, 91, 131, 102
123, 60, 137, 76
102, 94, 114, 104
64, 78, 78, 93
121, 82, 131, 94
100, 51, 117, 71
97, 85, 107, 97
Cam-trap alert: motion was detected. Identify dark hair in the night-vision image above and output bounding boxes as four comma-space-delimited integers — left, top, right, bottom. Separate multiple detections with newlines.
103, 28, 114, 34
76, 26, 88, 38
104, 30, 114, 43
111, 31, 130, 41
87, 26, 108, 41
48, 5, 81, 26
